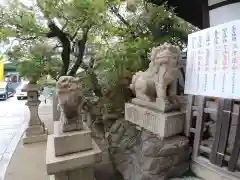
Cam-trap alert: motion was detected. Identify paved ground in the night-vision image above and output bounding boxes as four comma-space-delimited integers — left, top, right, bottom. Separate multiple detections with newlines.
0, 94, 53, 180
1, 95, 198, 180
0, 96, 28, 180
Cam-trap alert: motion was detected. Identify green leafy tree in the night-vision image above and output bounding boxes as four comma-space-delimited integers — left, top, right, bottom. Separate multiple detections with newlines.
90, 2, 197, 117
0, 0, 109, 76
0, 0, 196, 128
15, 42, 62, 83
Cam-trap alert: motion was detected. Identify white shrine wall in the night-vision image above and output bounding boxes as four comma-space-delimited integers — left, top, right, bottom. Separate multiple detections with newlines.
208, 0, 240, 27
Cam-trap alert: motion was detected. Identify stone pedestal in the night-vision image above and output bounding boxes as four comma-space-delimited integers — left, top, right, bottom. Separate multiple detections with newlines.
117, 44, 190, 179
125, 101, 185, 139
46, 121, 102, 180
22, 84, 48, 144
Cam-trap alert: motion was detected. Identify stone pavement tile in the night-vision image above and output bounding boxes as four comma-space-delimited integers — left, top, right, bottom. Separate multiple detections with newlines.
4, 111, 27, 118
4, 142, 49, 180
0, 117, 25, 130
0, 112, 8, 118
0, 139, 12, 155
0, 123, 27, 180
5, 124, 26, 153
0, 129, 17, 137
39, 107, 53, 115
0, 153, 12, 180
0, 135, 14, 154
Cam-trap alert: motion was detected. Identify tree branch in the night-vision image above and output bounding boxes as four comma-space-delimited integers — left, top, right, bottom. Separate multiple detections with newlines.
79, 62, 88, 70
107, 0, 150, 38
89, 56, 95, 69
18, 36, 38, 41
107, 1, 137, 38
52, 44, 63, 51
62, 20, 68, 31
70, 26, 81, 41
47, 20, 71, 75
108, 1, 131, 27
68, 27, 91, 76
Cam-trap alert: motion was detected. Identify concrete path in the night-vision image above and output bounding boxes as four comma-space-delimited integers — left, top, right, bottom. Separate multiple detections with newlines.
0, 95, 52, 180
0, 96, 28, 180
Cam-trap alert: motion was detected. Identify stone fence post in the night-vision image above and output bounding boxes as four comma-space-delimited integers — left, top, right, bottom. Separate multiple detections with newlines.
22, 83, 48, 144
52, 89, 60, 122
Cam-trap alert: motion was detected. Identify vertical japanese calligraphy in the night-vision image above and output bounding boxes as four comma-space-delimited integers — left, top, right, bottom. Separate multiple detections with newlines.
231, 25, 237, 94
204, 32, 210, 92
213, 29, 220, 91
185, 20, 240, 99
196, 36, 203, 92
222, 28, 228, 93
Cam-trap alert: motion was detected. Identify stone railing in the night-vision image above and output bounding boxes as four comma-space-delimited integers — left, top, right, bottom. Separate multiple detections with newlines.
52, 90, 60, 122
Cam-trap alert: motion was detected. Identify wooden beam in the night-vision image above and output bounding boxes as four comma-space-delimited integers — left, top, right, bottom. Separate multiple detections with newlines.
194, 156, 240, 179
192, 96, 206, 159
210, 98, 224, 164
209, 0, 240, 11
185, 95, 194, 136
216, 99, 233, 166
202, 0, 210, 28
228, 105, 240, 171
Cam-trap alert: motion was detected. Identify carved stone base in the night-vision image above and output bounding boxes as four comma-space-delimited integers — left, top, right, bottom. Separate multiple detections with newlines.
132, 98, 181, 113
23, 123, 48, 144
23, 132, 47, 144
50, 167, 95, 180
156, 97, 181, 112
125, 103, 184, 138
53, 121, 92, 156
60, 115, 83, 132
46, 135, 102, 175
25, 125, 46, 136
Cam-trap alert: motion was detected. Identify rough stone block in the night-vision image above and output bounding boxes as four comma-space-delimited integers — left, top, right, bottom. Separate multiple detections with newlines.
25, 125, 46, 136
191, 158, 240, 180
46, 135, 102, 175
21, 83, 41, 92
125, 103, 184, 138
49, 167, 94, 180
22, 133, 48, 144
51, 167, 94, 180
53, 121, 92, 156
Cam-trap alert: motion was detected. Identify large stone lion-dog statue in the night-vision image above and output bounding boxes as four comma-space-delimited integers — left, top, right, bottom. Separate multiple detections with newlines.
130, 43, 180, 104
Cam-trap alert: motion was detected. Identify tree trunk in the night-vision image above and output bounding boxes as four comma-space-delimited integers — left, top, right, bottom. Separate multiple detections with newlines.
47, 21, 71, 76
68, 29, 89, 76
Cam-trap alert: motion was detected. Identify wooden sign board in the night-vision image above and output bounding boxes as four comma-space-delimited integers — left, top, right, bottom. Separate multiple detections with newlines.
185, 20, 240, 99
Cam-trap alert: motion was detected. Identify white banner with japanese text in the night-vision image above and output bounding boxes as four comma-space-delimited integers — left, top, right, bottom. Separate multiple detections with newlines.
184, 20, 240, 99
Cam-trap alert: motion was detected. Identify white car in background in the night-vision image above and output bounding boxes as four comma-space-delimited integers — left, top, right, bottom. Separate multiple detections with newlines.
16, 81, 28, 100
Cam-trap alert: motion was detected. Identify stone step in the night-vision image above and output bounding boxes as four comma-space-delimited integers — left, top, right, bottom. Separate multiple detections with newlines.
170, 178, 201, 180
46, 135, 102, 175
125, 103, 185, 138
53, 121, 92, 156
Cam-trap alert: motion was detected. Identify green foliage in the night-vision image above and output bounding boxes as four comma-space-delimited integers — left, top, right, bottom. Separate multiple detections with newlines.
17, 58, 44, 84
0, 0, 197, 117
90, 2, 196, 115
16, 43, 62, 83
0, 0, 47, 41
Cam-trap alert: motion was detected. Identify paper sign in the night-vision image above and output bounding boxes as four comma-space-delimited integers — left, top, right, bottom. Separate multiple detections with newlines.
184, 20, 240, 99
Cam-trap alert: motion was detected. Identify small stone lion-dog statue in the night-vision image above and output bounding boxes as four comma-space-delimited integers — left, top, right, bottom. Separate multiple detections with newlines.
56, 76, 84, 132
130, 43, 180, 112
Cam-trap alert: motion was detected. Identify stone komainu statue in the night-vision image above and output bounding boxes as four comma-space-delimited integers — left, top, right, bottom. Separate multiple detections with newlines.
130, 43, 180, 104
56, 76, 84, 132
